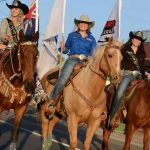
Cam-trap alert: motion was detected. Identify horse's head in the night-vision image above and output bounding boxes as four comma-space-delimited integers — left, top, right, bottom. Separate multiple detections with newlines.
90, 37, 123, 83
19, 30, 39, 94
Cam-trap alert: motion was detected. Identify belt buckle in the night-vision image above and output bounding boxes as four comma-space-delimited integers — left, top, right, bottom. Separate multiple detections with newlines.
132, 70, 141, 77
79, 54, 86, 60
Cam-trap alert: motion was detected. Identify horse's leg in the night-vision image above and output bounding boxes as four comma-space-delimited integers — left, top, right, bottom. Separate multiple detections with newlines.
101, 127, 112, 150
123, 123, 136, 150
9, 105, 27, 150
42, 115, 60, 150
84, 119, 100, 150
0, 112, 2, 136
67, 114, 78, 150
143, 126, 150, 150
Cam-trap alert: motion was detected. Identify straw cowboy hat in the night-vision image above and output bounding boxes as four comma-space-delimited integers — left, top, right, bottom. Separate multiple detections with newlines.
6, 0, 29, 15
74, 15, 95, 29
129, 31, 146, 42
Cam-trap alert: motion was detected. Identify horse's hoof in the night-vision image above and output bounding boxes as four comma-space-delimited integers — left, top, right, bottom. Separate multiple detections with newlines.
9, 142, 16, 150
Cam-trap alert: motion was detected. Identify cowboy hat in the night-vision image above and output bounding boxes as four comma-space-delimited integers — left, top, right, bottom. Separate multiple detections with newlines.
6, 0, 29, 15
74, 15, 95, 29
129, 31, 146, 42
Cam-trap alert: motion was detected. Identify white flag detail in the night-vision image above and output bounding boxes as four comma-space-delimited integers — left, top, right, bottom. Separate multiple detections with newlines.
36, 0, 66, 79
98, 0, 122, 45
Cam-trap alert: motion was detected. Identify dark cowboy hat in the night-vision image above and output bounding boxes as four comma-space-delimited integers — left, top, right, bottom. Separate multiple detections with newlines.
74, 15, 95, 29
6, 0, 29, 15
129, 31, 146, 42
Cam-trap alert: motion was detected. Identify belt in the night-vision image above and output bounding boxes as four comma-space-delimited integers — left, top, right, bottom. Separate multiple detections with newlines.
69, 54, 87, 61
124, 70, 142, 77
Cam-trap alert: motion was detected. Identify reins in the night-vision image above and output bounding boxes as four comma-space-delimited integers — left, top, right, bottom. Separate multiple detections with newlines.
71, 44, 121, 111
9, 41, 37, 81
70, 78, 104, 111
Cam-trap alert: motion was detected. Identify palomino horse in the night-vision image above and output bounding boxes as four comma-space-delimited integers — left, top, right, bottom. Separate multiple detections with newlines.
40, 39, 123, 150
0, 30, 39, 150
123, 80, 150, 150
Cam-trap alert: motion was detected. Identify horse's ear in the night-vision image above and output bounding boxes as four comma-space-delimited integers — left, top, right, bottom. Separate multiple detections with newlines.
33, 31, 39, 42
19, 30, 25, 41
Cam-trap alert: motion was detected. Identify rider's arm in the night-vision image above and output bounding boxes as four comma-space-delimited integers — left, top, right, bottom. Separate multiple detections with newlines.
0, 19, 9, 44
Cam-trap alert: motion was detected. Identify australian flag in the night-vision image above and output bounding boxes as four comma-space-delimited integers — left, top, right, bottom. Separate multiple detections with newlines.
24, 0, 37, 36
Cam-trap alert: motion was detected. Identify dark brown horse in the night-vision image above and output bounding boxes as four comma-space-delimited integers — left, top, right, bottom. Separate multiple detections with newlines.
39, 39, 123, 150
0, 30, 39, 150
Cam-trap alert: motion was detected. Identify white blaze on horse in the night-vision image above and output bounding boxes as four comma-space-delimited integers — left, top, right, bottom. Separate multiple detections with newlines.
39, 38, 123, 150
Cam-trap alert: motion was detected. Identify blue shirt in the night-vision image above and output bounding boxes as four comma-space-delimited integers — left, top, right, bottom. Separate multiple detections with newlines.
59, 31, 96, 57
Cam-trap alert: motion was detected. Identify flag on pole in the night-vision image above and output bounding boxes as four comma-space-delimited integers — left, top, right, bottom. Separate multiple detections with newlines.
24, 0, 39, 35
36, 0, 66, 79
98, 0, 122, 45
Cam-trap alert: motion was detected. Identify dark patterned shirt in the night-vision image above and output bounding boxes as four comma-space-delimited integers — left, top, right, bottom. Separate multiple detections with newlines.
121, 46, 145, 75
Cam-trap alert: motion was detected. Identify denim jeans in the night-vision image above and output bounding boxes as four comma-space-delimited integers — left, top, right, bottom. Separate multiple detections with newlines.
109, 74, 136, 118
49, 57, 81, 100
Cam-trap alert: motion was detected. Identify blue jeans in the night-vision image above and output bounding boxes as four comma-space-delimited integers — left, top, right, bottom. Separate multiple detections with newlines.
109, 74, 136, 118
49, 57, 81, 100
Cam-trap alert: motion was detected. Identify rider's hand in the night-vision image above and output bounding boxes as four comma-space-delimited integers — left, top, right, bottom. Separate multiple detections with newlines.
145, 72, 150, 79
60, 38, 65, 53
0, 43, 7, 49
5, 35, 13, 41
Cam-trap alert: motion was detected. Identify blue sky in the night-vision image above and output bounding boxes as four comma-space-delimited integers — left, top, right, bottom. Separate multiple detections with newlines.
0, 0, 150, 45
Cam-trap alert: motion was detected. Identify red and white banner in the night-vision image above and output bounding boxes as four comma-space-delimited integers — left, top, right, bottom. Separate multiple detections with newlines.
98, 0, 122, 45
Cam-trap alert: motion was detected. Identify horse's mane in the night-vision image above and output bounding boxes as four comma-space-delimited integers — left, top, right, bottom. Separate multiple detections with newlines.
89, 40, 123, 69
22, 34, 35, 42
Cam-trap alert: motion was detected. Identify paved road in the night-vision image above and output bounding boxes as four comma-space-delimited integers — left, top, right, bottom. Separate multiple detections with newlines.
0, 108, 143, 150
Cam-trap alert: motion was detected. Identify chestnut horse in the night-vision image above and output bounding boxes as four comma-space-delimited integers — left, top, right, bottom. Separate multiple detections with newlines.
39, 39, 123, 150
100, 80, 150, 150
0, 30, 39, 150
123, 80, 150, 150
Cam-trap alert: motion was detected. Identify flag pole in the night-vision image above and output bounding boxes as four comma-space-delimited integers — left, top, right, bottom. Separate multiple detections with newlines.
118, 0, 122, 40
35, 0, 39, 32
59, 0, 66, 75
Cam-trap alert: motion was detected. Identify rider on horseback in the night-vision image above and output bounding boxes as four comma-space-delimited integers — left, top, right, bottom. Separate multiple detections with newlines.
106, 31, 150, 129
0, 0, 29, 71
47, 15, 97, 116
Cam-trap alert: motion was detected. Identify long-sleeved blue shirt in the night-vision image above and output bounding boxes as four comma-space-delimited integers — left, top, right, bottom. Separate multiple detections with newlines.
59, 31, 96, 57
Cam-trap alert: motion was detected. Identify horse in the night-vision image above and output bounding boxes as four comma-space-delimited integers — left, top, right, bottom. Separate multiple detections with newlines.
39, 38, 123, 150
123, 79, 150, 150
0, 30, 39, 150
100, 79, 150, 150
100, 84, 124, 150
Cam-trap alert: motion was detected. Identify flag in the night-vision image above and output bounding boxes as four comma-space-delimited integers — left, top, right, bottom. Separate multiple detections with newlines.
98, 0, 122, 45
24, 0, 39, 35
36, 0, 66, 79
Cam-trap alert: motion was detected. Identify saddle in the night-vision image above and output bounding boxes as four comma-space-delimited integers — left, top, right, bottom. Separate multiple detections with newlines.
47, 63, 87, 85
46, 63, 87, 120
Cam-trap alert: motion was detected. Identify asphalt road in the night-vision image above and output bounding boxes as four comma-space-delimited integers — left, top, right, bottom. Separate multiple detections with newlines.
0, 108, 143, 150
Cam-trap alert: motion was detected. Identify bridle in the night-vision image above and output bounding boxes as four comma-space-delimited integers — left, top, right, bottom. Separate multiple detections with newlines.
9, 41, 37, 81
89, 45, 121, 81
